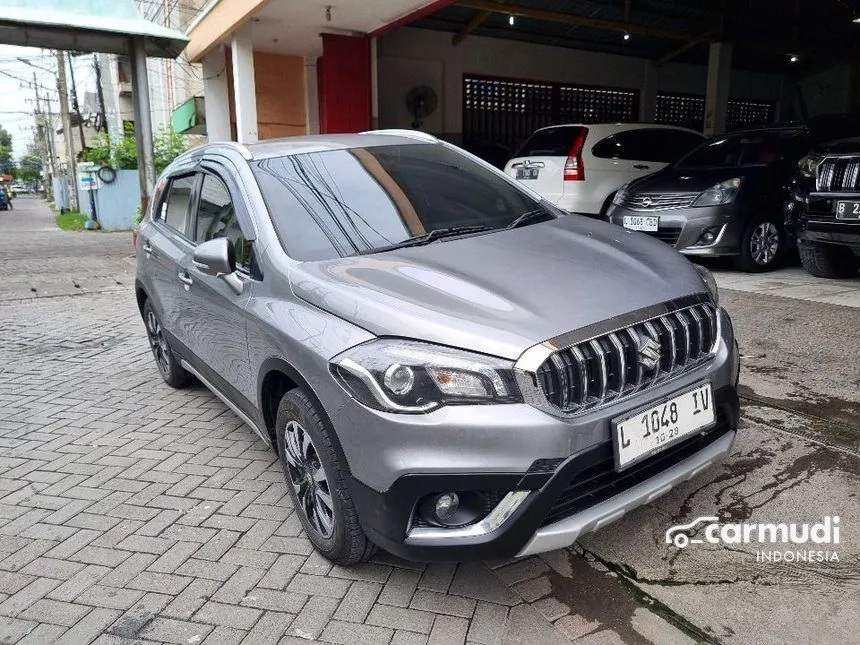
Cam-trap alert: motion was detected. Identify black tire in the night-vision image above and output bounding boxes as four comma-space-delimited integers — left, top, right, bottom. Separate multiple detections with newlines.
733, 216, 784, 272
142, 300, 193, 388
798, 240, 860, 279
275, 389, 373, 566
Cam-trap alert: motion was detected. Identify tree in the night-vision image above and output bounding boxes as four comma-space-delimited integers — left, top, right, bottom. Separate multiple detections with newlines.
16, 154, 42, 184
0, 125, 13, 174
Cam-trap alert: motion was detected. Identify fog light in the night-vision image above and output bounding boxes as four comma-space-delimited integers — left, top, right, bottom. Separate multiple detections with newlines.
696, 225, 723, 246
702, 231, 716, 243
435, 492, 459, 521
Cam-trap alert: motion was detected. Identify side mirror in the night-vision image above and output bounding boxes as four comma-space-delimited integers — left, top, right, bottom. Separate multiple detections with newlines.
192, 238, 243, 295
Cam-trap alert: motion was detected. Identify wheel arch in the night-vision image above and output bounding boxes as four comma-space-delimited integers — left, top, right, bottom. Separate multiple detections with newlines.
257, 357, 352, 476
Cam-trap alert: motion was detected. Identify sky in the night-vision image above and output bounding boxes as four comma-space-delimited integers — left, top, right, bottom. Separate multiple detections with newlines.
0, 44, 95, 159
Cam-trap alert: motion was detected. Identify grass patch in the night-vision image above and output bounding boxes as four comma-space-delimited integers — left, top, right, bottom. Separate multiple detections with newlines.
55, 211, 90, 231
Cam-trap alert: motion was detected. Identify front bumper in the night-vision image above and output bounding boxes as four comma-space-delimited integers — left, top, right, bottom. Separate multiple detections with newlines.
338, 316, 740, 561
785, 192, 860, 250
607, 204, 742, 256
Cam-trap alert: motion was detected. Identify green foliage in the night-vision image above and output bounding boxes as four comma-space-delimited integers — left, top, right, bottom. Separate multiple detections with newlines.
16, 154, 41, 184
0, 125, 12, 173
80, 125, 187, 174
55, 211, 89, 231
154, 125, 188, 174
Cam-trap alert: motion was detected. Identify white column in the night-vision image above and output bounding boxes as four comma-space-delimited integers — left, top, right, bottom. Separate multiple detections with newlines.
704, 42, 732, 136
202, 46, 231, 142
231, 23, 258, 143
370, 38, 379, 130
304, 57, 320, 135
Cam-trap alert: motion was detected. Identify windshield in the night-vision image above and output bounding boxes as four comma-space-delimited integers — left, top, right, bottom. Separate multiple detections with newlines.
251, 143, 546, 260
676, 129, 809, 169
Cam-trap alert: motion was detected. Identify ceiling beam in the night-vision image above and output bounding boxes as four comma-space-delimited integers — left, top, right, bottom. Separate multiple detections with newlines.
454, 0, 694, 40
453, 0, 508, 46
654, 27, 720, 66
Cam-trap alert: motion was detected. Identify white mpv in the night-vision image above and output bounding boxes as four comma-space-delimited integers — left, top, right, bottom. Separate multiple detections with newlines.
504, 123, 704, 217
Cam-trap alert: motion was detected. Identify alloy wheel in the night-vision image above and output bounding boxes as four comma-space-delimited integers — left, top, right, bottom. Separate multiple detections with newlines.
750, 222, 780, 265
145, 310, 171, 376
283, 420, 335, 538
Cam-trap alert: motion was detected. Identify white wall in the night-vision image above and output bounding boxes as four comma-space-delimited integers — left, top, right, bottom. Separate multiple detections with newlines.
378, 27, 785, 137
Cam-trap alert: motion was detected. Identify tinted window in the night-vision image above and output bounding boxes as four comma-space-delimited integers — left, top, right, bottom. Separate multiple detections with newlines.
252, 143, 542, 261
159, 175, 196, 236
194, 174, 253, 271
516, 127, 584, 157
591, 129, 704, 163
677, 129, 810, 169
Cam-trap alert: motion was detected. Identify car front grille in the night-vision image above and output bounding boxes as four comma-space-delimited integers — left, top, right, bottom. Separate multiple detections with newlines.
534, 302, 719, 414
816, 157, 860, 192
540, 409, 731, 527
619, 193, 698, 211
643, 228, 681, 246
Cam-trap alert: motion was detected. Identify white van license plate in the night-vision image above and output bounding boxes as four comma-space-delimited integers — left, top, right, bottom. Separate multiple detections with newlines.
613, 382, 715, 471
623, 215, 659, 232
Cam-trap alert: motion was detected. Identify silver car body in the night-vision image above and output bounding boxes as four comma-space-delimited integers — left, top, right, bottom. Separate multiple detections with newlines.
135, 131, 740, 561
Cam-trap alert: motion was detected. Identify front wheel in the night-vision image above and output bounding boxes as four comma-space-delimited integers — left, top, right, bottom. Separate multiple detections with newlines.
733, 218, 784, 272
276, 389, 374, 566
798, 240, 860, 278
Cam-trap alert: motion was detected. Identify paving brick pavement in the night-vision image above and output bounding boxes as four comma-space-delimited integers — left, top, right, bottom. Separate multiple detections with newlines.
0, 198, 696, 644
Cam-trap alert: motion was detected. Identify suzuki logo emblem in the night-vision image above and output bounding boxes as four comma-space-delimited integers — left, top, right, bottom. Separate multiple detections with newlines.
637, 336, 661, 371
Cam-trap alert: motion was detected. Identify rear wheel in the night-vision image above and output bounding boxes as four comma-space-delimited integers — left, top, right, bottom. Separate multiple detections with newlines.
733, 217, 784, 272
798, 240, 860, 278
142, 300, 193, 388
276, 389, 374, 566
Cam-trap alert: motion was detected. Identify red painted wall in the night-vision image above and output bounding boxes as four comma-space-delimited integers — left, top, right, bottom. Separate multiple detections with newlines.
319, 34, 371, 134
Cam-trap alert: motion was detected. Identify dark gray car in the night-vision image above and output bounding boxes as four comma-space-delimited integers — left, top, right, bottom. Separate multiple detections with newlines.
135, 130, 740, 565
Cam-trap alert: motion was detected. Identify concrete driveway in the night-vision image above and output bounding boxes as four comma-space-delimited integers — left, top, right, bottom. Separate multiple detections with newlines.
1, 197, 857, 645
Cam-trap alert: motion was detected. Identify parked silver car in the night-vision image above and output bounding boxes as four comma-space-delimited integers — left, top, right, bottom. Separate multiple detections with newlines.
135, 130, 740, 565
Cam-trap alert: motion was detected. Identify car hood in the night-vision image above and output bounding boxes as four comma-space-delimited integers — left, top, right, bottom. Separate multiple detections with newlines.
629, 166, 763, 194
288, 217, 706, 360
810, 137, 860, 155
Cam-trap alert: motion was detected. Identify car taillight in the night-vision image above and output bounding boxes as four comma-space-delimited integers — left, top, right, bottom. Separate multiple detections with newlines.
563, 128, 588, 181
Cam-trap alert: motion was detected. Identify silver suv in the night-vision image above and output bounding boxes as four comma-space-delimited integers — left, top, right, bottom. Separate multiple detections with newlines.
135, 130, 740, 565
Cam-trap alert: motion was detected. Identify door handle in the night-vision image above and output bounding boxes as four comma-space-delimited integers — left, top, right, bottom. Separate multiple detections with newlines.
142, 241, 154, 256
177, 273, 193, 289
633, 164, 650, 170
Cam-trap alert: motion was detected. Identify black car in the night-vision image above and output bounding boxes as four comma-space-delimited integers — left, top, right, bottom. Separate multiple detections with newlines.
607, 125, 852, 272
786, 138, 860, 278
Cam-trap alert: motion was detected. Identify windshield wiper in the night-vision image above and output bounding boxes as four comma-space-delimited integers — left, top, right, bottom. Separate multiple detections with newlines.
358, 225, 493, 254
506, 209, 556, 229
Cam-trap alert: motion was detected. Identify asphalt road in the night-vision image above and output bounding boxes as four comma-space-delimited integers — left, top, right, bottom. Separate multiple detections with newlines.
0, 196, 857, 645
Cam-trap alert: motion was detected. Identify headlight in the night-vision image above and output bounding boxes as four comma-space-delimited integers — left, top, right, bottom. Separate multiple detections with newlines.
612, 184, 629, 205
694, 264, 719, 307
692, 178, 742, 207
797, 155, 823, 178
331, 339, 521, 413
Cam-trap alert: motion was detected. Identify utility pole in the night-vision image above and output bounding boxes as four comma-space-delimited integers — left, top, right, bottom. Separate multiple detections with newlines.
33, 72, 54, 200
67, 54, 87, 153
93, 53, 108, 134
56, 50, 79, 212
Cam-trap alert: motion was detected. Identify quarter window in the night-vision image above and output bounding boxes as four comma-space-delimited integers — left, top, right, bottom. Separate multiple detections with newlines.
195, 174, 253, 271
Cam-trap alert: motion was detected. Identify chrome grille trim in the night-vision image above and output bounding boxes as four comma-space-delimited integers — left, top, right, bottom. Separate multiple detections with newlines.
816, 156, 860, 192
618, 192, 698, 211
515, 295, 719, 416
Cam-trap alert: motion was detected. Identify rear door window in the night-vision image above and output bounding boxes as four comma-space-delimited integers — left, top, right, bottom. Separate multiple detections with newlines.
516, 127, 584, 157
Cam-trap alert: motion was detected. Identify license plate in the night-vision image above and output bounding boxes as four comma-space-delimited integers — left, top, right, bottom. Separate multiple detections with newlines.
835, 201, 860, 220
623, 215, 659, 232
612, 382, 715, 471
516, 167, 540, 180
